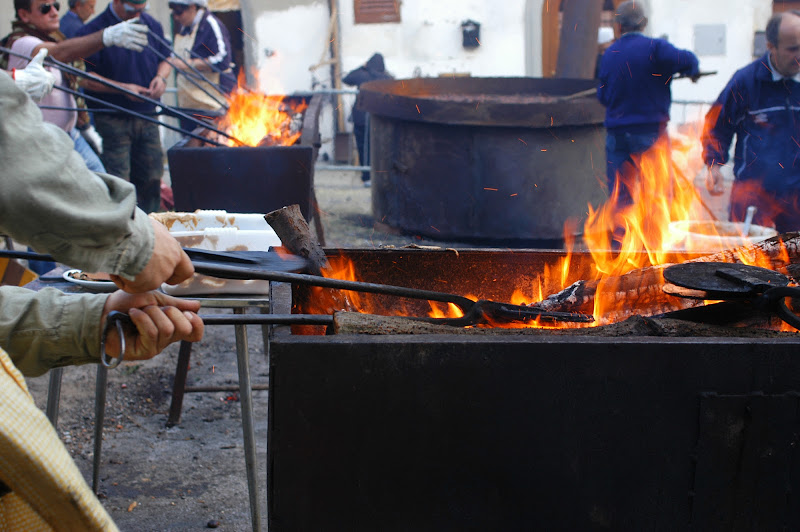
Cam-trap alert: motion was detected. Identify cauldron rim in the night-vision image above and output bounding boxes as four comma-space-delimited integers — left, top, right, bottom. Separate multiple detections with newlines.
358, 76, 605, 128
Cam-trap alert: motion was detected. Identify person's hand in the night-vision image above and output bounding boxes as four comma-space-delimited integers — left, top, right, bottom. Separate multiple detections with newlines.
80, 125, 103, 154
147, 74, 168, 99
102, 17, 149, 52
118, 82, 150, 101
109, 218, 194, 293
705, 165, 726, 196
12, 48, 55, 102
101, 291, 204, 361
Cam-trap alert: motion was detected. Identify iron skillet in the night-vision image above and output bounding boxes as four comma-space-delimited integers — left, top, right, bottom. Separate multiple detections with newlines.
663, 262, 800, 330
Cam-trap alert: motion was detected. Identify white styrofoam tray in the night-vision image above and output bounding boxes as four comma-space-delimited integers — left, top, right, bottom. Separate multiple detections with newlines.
153, 214, 282, 296
150, 210, 270, 232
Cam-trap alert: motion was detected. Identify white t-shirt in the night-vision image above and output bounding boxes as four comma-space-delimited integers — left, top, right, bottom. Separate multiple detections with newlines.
8, 36, 77, 132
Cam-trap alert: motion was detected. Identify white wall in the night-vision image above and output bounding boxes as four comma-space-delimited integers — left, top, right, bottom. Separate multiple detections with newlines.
337, 0, 529, 80
649, 0, 772, 105
252, 2, 330, 93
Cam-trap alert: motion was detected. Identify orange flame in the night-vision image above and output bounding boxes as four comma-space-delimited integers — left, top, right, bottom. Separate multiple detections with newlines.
218, 74, 308, 147
298, 120, 792, 330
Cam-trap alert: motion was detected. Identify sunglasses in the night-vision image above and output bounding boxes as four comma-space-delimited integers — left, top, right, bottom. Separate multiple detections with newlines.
37, 1, 60, 14
168, 3, 187, 14
122, 1, 147, 13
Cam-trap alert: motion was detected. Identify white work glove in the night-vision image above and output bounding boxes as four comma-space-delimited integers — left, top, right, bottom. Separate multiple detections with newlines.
13, 48, 55, 102
80, 125, 103, 155
102, 17, 149, 52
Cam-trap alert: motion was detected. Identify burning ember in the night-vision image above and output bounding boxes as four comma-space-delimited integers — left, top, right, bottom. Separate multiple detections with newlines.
217, 75, 308, 147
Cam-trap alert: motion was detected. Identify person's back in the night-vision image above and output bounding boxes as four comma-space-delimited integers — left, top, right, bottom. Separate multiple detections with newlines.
598, 33, 697, 130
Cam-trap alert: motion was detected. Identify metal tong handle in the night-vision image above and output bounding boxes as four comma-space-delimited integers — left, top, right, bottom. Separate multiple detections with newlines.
759, 286, 800, 331
191, 262, 592, 323
100, 311, 133, 369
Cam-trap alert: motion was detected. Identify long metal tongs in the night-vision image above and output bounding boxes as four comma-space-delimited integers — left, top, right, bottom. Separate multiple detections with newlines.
5, 248, 593, 326
184, 249, 593, 326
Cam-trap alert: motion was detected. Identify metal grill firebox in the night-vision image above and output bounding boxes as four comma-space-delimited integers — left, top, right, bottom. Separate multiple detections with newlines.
167, 94, 322, 219
267, 248, 800, 531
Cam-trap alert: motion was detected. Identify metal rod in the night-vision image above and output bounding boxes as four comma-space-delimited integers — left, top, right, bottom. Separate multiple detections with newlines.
36, 104, 224, 118
45, 367, 63, 427
0, 46, 245, 146
199, 314, 333, 326
233, 309, 261, 532
184, 384, 269, 392
50, 84, 229, 147
145, 43, 229, 110
315, 164, 371, 172
148, 30, 243, 92
92, 364, 108, 494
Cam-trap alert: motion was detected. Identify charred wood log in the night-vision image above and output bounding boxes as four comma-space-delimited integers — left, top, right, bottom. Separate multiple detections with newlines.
265, 204, 329, 276
265, 205, 354, 334
533, 232, 800, 323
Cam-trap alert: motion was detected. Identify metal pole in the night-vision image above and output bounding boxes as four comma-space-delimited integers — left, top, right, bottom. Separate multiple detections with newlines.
148, 30, 243, 93
554, 0, 603, 79
145, 43, 230, 110
49, 83, 228, 147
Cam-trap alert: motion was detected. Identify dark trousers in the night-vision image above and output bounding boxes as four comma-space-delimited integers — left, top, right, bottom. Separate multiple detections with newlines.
353, 123, 370, 183
605, 126, 666, 210
94, 114, 164, 213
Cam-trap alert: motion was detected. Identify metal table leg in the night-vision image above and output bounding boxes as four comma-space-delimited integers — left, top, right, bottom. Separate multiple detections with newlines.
46, 367, 63, 427
93, 364, 108, 493
234, 307, 262, 531
167, 340, 194, 427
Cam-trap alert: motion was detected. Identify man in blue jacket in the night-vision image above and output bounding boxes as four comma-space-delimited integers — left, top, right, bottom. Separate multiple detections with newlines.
597, 0, 699, 211
703, 11, 800, 233
76, 0, 172, 213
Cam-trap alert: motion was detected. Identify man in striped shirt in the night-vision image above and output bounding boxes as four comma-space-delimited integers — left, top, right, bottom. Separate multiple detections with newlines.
167, 0, 234, 131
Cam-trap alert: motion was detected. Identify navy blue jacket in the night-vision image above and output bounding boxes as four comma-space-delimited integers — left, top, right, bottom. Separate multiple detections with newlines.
59, 10, 83, 39
181, 10, 234, 91
182, 11, 232, 71
703, 54, 800, 193
76, 5, 169, 114
597, 32, 699, 131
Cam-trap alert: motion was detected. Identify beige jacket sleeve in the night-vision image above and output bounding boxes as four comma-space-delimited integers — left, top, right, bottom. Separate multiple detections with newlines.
0, 286, 107, 377
0, 70, 153, 280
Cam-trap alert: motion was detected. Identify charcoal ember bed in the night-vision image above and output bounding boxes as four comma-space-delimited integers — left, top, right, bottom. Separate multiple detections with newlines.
268, 248, 800, 531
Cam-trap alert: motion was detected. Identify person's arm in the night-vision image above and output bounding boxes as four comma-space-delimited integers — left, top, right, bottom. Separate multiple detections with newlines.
182, 16, 231, 72
10, 48, 55, 101
0, 287, 203, 377
147, 60, 172, 99
342, 66, 369, 87
655, 39, 700, 79
702, 77, 742, 195
79, 70, 149, 99
30, 18, 149, 63
0, 71, 193, 289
